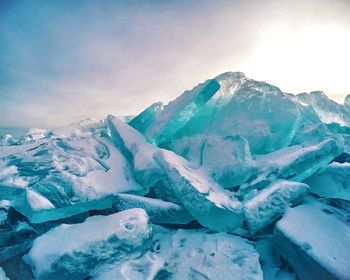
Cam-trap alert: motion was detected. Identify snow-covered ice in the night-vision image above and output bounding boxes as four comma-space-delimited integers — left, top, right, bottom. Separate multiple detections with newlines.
243, 180, 309, 234
155, 149, 244, 232
95, 227, 263, 280
25, 208, 152, 279
274, 200, 350, 280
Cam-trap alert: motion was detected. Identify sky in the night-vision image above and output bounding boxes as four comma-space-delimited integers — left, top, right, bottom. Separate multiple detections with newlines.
1, 0, 350, 128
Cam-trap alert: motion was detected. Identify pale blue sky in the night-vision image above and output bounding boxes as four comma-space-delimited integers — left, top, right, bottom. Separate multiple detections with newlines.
1, 0, 350, 127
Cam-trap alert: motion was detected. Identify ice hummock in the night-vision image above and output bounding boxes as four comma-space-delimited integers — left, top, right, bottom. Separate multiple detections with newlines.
106, 114, 180, 203
131, 72, 350, 156
0, 119, 146, 223
1, 71, 350, 280
25, 208, 152, 279
132, 72, 310, 154
107, 115, 244, 232
144, 79, 220, 147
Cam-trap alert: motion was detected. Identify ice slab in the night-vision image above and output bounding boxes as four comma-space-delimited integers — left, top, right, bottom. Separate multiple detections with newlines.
114, 194, 194, 225
155, 149, 243, 232
243, 180, 309, 234
25, 208, 152, 280
274, 200, 350, 280
106, 115, 180, 203
256, 139, 342, 182
144, 79, 220, 147
129, 102, 164, 135
304, 162, 350, 200
170, 135, 257, 188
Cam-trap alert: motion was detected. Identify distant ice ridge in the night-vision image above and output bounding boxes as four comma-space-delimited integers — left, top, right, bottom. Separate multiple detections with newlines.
0, 71, 350, 280
131, 72, 349, 154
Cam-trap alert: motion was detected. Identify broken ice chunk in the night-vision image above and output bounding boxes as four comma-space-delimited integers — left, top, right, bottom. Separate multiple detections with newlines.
155, 149, 243, 232
106, 115, 180, 203
0, 203, 39, 263
274, 200, 350, 280
95, 228, 263, 280
114, 194, 194, 225
129, 102, 164, 135
170, 135, 257, 188
256, 139, 343, 182
25, 208, 152, 280
304, 162, 350, 200
144, 79, 220, 147
243, 180, 309, 234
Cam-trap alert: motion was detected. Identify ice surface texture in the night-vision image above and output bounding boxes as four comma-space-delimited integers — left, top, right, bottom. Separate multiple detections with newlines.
95, 227, 263, 280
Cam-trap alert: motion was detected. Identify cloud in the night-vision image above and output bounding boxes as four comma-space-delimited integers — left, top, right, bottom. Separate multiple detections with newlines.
0, 0, 349, 127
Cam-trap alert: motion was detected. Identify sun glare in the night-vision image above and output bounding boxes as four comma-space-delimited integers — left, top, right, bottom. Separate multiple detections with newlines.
249, 23, 350, 102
